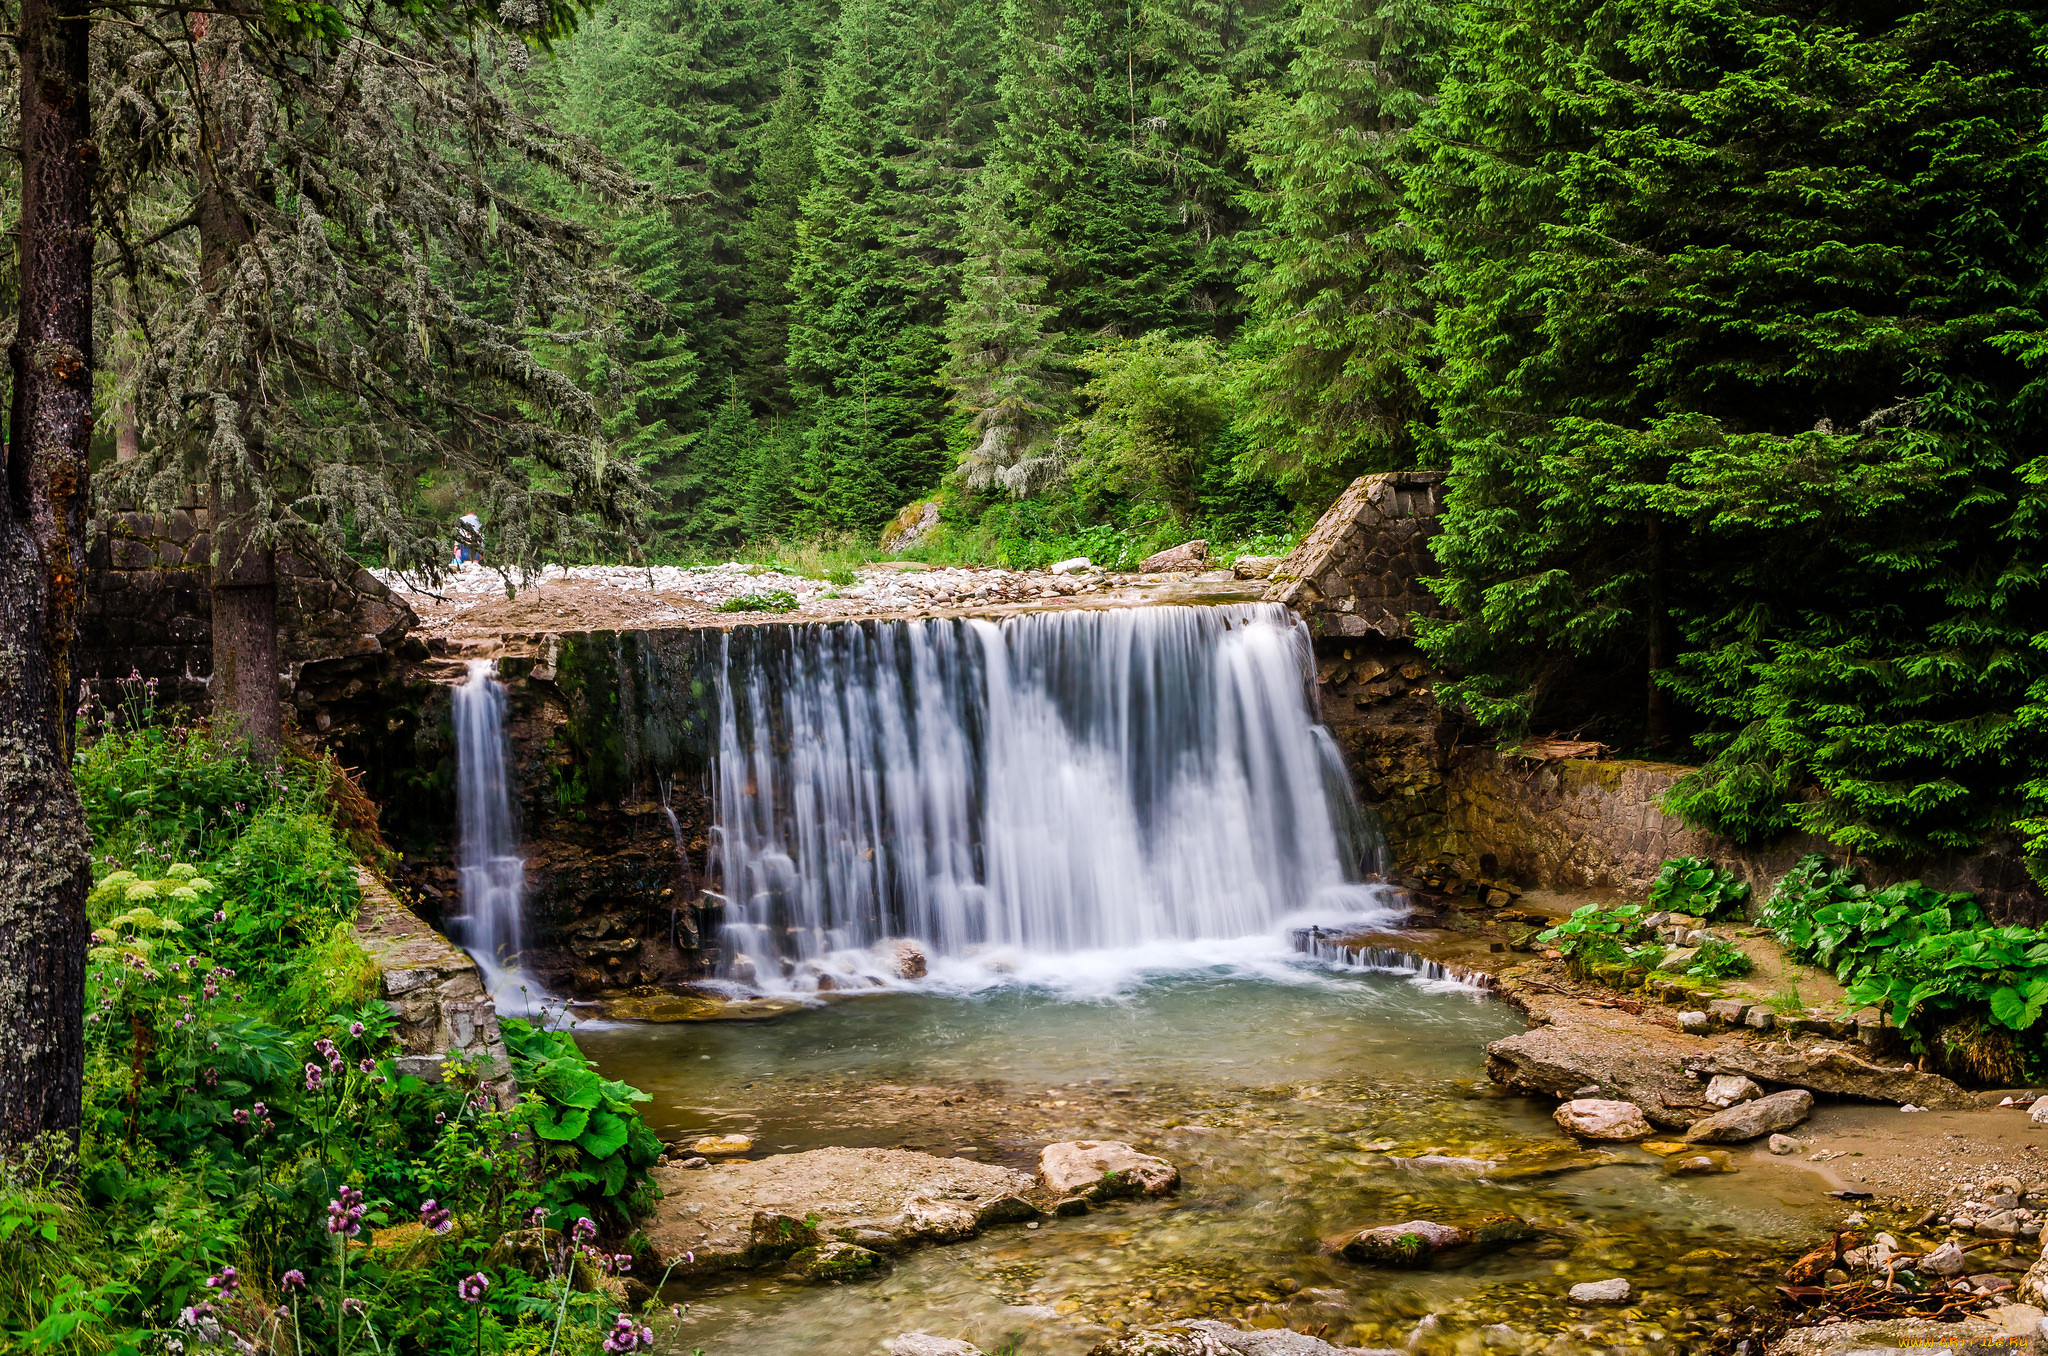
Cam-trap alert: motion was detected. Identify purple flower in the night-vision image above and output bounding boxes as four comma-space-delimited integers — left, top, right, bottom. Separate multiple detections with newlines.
456, 1272, 490, 1304
528, 1206, 548, 1228
602, 1316, 656, 1352
571, 1216, 597, 1244
314, 1038, 338, 1061
281, 1270, 306, 1292
304, 1063, 324, 1092
342, 1297, 366, 1315
204, 1266, 240, 1294
349, 1021, 364, 1037
326, 1186, 366, 1238
251, 1101, 266, 1117
612, 1253, 633, 1274
419, 1200, 453, 1235
358, 1058, 375, 1074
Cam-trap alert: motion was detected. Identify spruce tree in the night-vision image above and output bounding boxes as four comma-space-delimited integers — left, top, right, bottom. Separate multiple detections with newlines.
943, 173, 1069, 496
1233, 0, 1454, 500
1414, 0, 2048, 863
787, 0, 959, 530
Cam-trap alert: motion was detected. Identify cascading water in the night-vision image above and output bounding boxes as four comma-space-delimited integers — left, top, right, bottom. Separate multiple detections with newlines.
452, 659, 541, 1006
705, 602, 1396, 992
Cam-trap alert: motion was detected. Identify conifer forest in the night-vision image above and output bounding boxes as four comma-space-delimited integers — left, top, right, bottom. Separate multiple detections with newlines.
2, 1, 2048, 1353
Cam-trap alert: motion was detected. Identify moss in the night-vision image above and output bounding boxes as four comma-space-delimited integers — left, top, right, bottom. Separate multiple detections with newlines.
785, 1241, 886, 1284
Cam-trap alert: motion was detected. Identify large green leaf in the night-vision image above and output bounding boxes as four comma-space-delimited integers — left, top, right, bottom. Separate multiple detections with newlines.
595, 1149, 628, 1197
533, 1057, 606, 1110
576, 1110, 630, 1160
532, 1105, 591, 1142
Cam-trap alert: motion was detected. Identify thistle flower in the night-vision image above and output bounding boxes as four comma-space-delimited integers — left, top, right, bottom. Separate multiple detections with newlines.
602, 1316, 655, 1352
456, 1272, 490, 1303
420, 1200, 453, 1234
349, 1021, 364, 1037
326, 1187, 366, 1237
304, 1064, 324, 1092
281, 1270, 306, 1292
203, 1266, 240, 1294
572, 1216, 597, 1243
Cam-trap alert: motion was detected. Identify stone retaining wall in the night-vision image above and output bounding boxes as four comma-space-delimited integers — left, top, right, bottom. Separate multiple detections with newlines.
351, 867, 513, 1097
1435, 749, 2047, 922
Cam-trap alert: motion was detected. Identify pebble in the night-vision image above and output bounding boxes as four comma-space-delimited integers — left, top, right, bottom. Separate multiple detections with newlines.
1768, 1134, 1800, 1155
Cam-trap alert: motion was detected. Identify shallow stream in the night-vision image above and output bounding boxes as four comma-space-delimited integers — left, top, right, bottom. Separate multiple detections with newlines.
579, 944, 1832, 1355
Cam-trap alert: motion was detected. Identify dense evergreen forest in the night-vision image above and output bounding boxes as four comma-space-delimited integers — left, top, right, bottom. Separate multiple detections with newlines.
525, 0, 2048, 874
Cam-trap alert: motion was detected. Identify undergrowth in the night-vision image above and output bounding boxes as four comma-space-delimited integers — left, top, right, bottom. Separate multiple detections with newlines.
4, 679, 676, 1354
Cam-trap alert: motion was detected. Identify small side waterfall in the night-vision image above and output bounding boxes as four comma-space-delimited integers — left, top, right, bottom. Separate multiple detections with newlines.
452, 659, 536, 1003
707, 603, 1393, 991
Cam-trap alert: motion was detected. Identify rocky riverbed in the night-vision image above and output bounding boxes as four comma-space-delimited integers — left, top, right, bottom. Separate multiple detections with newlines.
580, 961, 1866, 1354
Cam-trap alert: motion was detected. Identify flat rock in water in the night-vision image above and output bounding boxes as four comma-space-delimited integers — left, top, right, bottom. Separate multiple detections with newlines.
1328, 1215, 1535, 1267
786, 1240, 886, 1284
691, 1134, 754, 1156
1567, 1278, 1630, 1305
1039, 1140, 1180, 1200
1683, 1088, 1814, 1143
1552, 1098, 1652, 1140
644, 1147, 1034, 1273
1088, 1319, 1398, 1355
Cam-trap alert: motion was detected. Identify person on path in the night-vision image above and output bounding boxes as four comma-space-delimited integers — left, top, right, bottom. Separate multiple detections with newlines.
453, 511, 484, 566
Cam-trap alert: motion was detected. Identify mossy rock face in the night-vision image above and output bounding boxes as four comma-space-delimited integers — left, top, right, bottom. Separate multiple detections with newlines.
744, 1210, 820, 1265
1335, 1215, 1539, 1268
786, 1241, 887, 1284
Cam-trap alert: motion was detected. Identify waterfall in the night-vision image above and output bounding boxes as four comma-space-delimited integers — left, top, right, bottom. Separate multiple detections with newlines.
452, 659, 539, 1005
706, 603, 1393, 991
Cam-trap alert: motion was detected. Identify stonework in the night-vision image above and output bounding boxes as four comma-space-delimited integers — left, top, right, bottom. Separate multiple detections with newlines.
1264, 472, 1456, 867
351, 867, 512, 1094
1266, 471, 1448, 639
80, 497, 418, 731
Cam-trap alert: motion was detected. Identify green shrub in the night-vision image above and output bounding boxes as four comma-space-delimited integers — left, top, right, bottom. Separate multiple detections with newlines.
1648, 857, 1751, 922
1761, 854, 2048, 1067
1687, 937, 1753, 980
715, 589, 799, 612
500, 1019, 664, 1224
1535, 904, 1649, 974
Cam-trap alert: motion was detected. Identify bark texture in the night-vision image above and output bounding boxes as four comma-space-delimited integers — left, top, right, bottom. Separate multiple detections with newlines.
208, 485, 282, 757
197, 109, 283, 759
0, 0, 95, 1151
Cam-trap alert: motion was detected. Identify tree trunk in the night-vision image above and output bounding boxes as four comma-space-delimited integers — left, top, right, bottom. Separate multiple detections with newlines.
196, 118, 282, 759
208, 484, 281, 758
0, 0, 95, 1153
